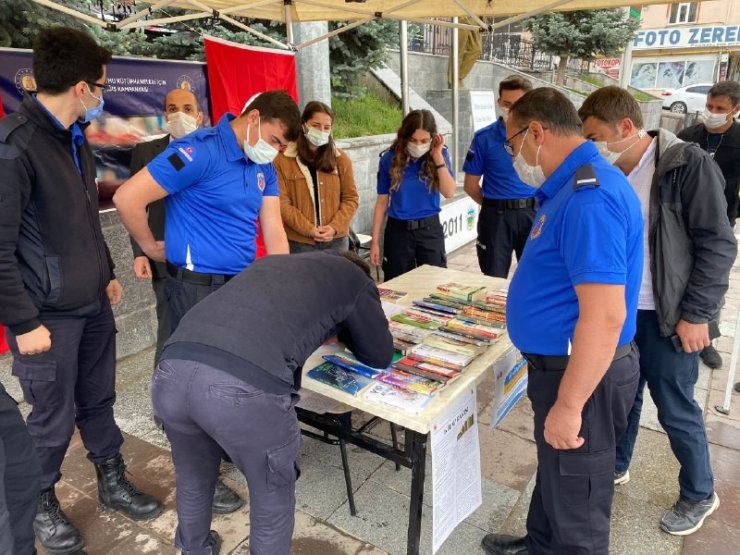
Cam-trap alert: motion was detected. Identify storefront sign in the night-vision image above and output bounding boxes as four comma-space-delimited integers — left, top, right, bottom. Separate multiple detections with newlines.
633, 24, 740, 50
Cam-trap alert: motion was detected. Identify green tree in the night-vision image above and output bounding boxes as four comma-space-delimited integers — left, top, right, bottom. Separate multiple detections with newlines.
526, 10, 640, 85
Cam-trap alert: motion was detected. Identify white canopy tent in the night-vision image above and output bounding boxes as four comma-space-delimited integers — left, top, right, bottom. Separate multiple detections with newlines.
32, 0, 739, 414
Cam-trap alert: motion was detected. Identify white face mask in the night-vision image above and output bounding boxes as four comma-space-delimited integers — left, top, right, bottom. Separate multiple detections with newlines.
407, 142, 431, 159
166, 111, 199, 139
305, 126, 330, 148
244, 119, 279, 164
499, 107, 510, 121
512, 129, 546, 188
594, 129, 646, 165
703, 108, 732, 130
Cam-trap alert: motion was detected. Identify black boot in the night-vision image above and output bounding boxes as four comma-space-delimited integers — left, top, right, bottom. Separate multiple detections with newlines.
212, 479, 243, 514
33, 487, 85, 555
95, 454, 163, 521
481, 534, 530, 555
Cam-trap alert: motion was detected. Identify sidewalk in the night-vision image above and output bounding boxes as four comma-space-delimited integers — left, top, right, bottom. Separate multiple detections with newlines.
1, 241, 739, 554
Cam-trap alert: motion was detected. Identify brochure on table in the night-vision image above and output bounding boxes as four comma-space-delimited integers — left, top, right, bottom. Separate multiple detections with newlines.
431, 387, 482, 554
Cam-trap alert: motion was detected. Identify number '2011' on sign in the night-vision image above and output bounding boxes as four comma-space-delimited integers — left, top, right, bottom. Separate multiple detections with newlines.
442, 215, 464, 238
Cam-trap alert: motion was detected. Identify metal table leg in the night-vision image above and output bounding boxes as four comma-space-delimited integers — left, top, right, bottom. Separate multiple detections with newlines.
406, 429, 428, 555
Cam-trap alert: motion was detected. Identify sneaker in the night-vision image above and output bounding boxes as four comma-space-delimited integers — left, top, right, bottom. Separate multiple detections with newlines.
734, 382, 740, 394
614, 470, 630, 485
660, 493, 719, 536
700, 345, 723, 369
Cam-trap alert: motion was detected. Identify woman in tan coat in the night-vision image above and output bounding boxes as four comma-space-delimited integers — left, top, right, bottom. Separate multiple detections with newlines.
274, 101, 359, 253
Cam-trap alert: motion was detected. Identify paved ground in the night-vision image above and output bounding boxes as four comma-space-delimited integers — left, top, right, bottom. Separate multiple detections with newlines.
2, 241, 739, 554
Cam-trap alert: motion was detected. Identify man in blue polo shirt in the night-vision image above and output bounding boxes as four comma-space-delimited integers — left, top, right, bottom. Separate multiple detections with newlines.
463, 75, 535, 278
114, 90, 301, 331
480, 88, 643, 555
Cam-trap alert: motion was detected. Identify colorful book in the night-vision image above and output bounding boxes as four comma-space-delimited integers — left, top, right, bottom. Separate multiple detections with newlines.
393, 337, 417, 354
432, 329, 490, 347
363, 382, 434, 414
424, 295, 472, 310
388, 320, 433, 344
322, 354, 383, 379
412, 299, 460, 315
378, 288, 407, 301
391, 311, 443, 330
422, 333, 485, 358
445, 319, 503, 340
393, 356, 459, 381
375, 368, 443, 396
462, 306, 507, 322
307, 362, 373, 396
435, 282, 486, 302
407, 343, 473, 371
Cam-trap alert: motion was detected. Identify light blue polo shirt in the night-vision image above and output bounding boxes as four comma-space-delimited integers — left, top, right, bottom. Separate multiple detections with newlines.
147, 114, 278, 274
377, 147, 453, 220
506, 141, 643, 355
463, 118, 536, 200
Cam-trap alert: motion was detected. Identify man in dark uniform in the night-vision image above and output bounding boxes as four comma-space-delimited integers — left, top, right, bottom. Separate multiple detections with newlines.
463, 75, 535, 278
0, 381, 41, 555
481, 88, 644, 555
152, 251, 394, 555
128, 88, 242, 514
678, 80, 740, 371
0, 27, 162, 554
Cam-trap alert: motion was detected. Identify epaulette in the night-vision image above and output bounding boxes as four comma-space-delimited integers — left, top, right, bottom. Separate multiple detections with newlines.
0, 113, 29, 143
573, 164, 600, 191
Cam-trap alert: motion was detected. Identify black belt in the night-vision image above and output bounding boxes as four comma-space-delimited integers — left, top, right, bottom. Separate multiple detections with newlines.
482, 198, 536, 210
166, 262, 236, 286
523, 343, 633, 372
388, 215, 438, 231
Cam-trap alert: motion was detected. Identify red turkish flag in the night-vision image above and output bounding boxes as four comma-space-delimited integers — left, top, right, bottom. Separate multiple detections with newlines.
203, 35, 298, 120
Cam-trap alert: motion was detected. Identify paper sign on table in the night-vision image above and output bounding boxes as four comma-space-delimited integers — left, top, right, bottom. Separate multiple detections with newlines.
430, 387, 482, 553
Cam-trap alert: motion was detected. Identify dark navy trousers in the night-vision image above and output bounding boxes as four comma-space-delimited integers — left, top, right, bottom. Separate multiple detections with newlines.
151, 359, 301, 555
615, 310, 714, 501
476, 204, 535, 278
0, 382, 41, 555
7, 297, 123, 490
525, 345, 639, 555
382, 215, 447, 282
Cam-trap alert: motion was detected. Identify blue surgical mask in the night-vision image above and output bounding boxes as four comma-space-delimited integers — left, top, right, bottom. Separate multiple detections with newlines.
244, 119, 279, 164
80, 85, 104, 123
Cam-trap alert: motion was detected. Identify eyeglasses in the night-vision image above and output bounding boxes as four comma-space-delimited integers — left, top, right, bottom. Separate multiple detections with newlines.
86, 81, 110, 91
504, 127, 528, 156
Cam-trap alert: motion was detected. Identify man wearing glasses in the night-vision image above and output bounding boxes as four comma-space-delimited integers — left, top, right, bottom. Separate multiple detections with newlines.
0, 27, 162, 554
115, 90, 302, 332
482, 88, 643, 555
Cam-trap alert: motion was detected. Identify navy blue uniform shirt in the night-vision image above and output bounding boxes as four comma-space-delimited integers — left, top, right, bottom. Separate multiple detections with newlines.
463, 118, 536, 200
147, 114, 278, 274
506, 141, 644, 355
377, 148, 453, 220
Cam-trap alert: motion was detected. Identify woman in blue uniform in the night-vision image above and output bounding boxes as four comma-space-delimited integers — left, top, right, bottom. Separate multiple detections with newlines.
370, 110, 456, 281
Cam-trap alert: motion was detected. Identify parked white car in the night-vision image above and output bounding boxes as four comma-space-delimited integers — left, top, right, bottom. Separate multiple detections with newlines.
661, 83, 713, 114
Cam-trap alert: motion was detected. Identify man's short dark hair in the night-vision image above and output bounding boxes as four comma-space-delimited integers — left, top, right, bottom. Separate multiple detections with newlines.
33, 27, 112, 95
164, 88, 201, 113
577, 86, 644, 128
509, 87, 582, 136
708, 81, 740, 107
340, 251, 372, 278
241, 90, 301, 142
499, 75, 533, 97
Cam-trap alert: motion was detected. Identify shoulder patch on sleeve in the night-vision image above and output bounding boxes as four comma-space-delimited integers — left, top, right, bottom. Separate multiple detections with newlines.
573, 164, 600, 191
167, 153, 185, 171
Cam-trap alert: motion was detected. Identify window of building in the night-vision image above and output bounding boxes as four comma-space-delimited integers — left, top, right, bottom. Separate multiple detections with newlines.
669, 2, 698, 24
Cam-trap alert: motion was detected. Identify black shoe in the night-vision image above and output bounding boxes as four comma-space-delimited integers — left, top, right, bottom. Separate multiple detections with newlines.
153, 414, 165, 433
660, 493, 720, 536
481, 534, 529, 555
734, 382, 740, 393
33, 487, 85, 555
182, 530, 222, 555
700, 345, 723, 369
95, 454, 163, 521
212, 479, 243, 514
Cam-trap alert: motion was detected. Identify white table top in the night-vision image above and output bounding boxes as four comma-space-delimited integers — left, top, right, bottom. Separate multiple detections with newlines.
300, 265, 512, 434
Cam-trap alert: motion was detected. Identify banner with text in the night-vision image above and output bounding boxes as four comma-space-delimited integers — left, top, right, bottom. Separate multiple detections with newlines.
633, 24, 740, 50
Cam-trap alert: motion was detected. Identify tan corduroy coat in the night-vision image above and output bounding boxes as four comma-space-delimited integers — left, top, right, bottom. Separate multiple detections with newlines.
274, 143, 359, 245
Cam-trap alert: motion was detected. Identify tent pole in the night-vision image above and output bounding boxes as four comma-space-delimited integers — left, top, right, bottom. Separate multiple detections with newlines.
400, 21, 410, 115
285, 0, 295, 45
31, 0, 107, 26
452, 16, 460, 175
295, 18, 372, 51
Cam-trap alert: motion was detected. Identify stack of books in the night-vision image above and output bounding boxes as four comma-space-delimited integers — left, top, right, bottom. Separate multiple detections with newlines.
307, 282, 510, 414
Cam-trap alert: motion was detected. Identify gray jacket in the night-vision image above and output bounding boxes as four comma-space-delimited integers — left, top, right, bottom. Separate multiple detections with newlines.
648, 129, 737, 337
